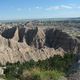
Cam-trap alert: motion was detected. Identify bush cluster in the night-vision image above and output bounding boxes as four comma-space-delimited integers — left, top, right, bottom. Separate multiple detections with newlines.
4, 53, 77, 80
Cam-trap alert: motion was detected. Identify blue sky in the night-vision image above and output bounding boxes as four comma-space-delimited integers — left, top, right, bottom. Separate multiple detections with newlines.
0, 0, 80, 20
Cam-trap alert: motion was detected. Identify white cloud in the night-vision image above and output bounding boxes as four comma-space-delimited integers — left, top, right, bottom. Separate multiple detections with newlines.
17, 8, 22, 11
61, 5, 72, 9
46, 5, 73, 11
46, 6, 60, 10
35, 6, 42, 9
69, 3, 76, 6
77, 6, 80, 9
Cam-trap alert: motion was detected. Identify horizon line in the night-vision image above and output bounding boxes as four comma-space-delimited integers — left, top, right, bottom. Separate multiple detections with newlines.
0, 17, 80, 21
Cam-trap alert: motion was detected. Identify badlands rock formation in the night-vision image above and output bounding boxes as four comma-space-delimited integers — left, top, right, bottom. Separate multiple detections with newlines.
68, 60, 80, 80
0, 26, 79, 65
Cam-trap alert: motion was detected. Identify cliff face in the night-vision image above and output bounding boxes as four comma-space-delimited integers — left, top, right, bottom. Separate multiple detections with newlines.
25, 27, 45, 49
0, 27, 79, 65
45, 29, 80, 53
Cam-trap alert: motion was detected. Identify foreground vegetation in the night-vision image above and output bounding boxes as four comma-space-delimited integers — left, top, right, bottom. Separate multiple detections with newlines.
3, 53, 77, 80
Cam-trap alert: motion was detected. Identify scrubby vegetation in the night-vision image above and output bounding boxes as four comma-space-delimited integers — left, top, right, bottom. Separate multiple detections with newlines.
4, 53, 77, 80
21, 68, 65, 80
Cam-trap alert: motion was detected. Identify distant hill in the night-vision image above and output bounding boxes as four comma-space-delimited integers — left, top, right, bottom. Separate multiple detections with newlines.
0, 17, 80, 23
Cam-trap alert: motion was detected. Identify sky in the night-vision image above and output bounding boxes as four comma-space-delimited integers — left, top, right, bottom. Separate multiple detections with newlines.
0, 0, 80, 20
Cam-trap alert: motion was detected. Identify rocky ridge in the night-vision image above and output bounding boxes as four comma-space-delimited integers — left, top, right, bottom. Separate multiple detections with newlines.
0, 26, 79, 65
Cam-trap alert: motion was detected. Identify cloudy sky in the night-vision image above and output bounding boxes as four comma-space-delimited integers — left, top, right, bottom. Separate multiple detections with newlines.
0, 0, 80, 20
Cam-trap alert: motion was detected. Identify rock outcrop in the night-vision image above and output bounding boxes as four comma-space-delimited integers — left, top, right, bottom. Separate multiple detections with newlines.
45, 28, 80, 53
25, 27, 45, 49
68, 60, 80, 80
0, 27, 79, 65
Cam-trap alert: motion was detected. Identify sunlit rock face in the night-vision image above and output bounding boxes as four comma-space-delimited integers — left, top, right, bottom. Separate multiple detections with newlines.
0, 26, 79, 65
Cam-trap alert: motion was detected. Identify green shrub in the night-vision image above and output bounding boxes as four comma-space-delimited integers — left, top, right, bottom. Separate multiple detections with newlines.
20, 68, 64, 80
4, 53, 76, 80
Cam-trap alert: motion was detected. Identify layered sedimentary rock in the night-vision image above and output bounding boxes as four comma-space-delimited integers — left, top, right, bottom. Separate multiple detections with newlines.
68, 60, 80, 80
25, 27, 45, 49
0, 27, 79, 65
45, 28, 80, 53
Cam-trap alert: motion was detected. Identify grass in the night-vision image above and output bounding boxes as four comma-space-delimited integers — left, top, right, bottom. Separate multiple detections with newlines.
21, 68, 65, 80
4, 53, 76, 80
